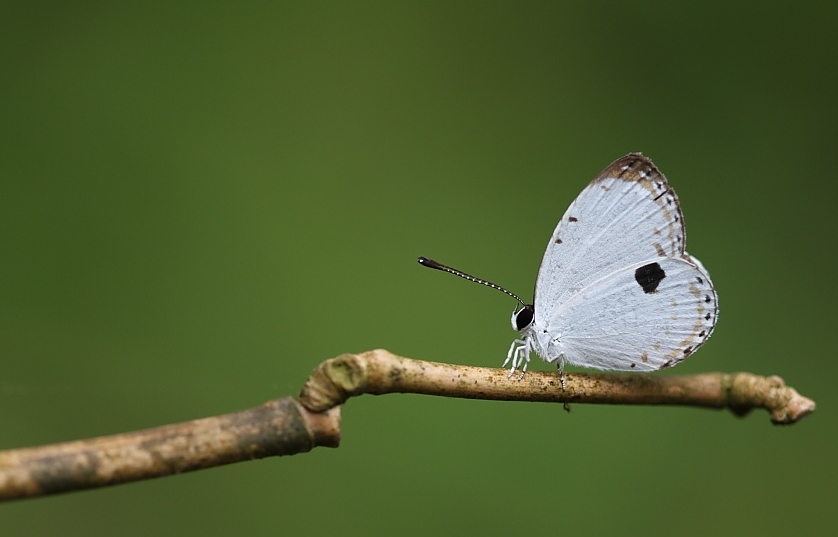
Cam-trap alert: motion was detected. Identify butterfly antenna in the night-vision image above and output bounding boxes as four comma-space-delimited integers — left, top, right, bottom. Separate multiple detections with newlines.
418, 256, 527, 307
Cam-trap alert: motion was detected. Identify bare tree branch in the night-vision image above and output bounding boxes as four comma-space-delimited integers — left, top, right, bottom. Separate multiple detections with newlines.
0, 349, 815, 501
299, 350, 815, 425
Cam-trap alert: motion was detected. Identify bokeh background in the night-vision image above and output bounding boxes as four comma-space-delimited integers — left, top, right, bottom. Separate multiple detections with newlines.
1, 2, 835, 535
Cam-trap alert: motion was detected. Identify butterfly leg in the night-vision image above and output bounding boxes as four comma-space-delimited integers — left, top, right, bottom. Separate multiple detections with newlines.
504, 339, 519, 374
503, 338, 530, 380
503, 339, 520, 369
555, 358, 566, 390
509, 350, 526, 380
517, 345, 530, 376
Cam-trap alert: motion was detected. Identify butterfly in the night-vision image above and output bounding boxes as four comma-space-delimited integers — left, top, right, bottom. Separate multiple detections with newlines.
420, 153, 718, 378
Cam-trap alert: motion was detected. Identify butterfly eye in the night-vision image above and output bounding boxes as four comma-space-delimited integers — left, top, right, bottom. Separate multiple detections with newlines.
512, 305, 535, 331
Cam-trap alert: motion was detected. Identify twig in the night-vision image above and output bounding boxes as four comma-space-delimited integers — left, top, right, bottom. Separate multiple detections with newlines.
0, 349, 815, 501
299, 350, 815, 424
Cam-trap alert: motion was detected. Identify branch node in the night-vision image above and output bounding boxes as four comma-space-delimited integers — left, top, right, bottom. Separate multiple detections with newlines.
298, 353, 368, 411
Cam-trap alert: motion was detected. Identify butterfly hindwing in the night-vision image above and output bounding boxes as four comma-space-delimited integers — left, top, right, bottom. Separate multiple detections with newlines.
551, 256, 717, 371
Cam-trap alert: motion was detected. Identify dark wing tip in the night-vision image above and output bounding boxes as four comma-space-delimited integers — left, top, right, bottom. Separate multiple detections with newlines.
595, 152, 662, 184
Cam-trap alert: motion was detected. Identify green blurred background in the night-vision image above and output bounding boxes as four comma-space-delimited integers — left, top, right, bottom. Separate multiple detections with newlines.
1, 2, 835, 535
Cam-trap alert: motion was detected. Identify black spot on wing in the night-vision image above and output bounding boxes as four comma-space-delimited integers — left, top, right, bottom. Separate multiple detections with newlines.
568, 216, 578, 222
634, 262, 666, 294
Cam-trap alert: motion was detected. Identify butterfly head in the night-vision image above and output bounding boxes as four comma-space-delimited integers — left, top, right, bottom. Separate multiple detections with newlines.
511, 304, 535, 332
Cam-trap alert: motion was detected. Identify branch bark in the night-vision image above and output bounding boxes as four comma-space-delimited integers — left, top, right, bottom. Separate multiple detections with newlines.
0, 349, 815, 501
299, 350, 815, 424
0, 398, 340, 501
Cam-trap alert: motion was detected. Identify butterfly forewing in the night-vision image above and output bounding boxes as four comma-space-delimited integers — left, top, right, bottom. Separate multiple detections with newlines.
534, 154, 686, 326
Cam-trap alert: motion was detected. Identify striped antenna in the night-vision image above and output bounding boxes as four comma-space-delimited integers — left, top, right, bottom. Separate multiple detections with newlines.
417, 256, 526, 307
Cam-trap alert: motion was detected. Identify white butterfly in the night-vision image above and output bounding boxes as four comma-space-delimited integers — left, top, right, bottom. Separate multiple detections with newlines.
420, 153, 718, 377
